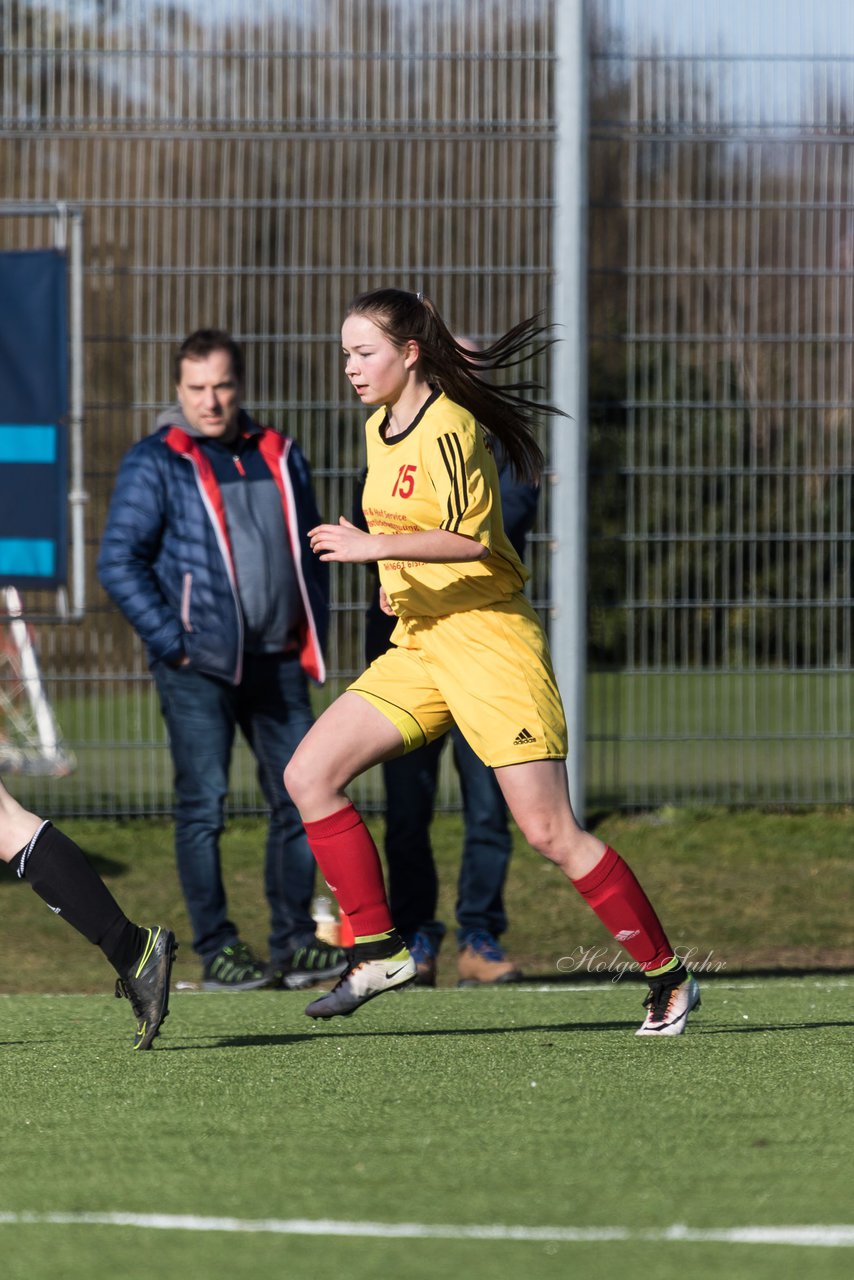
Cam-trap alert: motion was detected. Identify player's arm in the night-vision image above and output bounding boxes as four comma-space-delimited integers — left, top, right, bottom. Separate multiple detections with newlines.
309, 517, 487, 564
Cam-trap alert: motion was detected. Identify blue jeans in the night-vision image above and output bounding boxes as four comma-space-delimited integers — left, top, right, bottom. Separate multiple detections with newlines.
382, 723, 512, 948
152, 654, 317, 965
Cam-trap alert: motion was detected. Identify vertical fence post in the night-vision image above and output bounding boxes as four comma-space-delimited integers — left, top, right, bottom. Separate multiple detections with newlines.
66, 206, 87, 618
551, 0, 589, 821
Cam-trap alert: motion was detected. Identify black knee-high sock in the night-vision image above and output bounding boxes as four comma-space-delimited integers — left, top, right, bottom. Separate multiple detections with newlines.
11, 822, 147, 976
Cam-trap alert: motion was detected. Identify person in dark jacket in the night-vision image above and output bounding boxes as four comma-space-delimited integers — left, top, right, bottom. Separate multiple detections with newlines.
98, 329, 347, 992
356, 440, 538, 987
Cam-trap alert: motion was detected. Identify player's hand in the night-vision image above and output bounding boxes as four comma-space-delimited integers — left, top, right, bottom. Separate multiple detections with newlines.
309, 516, 379, 563
378, 586, 396, 616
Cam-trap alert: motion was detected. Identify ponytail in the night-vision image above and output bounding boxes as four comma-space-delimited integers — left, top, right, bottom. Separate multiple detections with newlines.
345, 288, 563, 482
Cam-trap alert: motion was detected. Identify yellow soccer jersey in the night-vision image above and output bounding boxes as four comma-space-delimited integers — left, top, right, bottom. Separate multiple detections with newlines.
361, 389, 528, 619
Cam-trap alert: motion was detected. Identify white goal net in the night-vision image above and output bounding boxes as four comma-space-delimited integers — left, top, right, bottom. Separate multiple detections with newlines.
0, 588, 75, 777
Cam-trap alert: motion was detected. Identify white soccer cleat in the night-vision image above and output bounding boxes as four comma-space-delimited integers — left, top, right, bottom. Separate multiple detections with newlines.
304, 953, 416, 1019
635, 974, 701, 1037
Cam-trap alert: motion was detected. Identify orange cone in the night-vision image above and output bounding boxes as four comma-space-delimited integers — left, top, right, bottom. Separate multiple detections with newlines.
339, 910, 355, 947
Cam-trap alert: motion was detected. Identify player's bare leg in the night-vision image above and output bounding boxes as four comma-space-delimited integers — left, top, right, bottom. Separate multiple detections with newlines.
496, 760, 700, 1035
285, 694, 416, 1018
0, 775, 41, 859
494, 759, 604, 878
285, 691, 405, 822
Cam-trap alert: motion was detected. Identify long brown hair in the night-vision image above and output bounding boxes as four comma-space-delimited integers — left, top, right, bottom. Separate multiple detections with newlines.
345, 288, 563, 482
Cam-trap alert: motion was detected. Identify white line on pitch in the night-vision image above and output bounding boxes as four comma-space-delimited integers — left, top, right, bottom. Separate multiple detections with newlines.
0, 1213, 852, 1247
1, 976, 850, 1001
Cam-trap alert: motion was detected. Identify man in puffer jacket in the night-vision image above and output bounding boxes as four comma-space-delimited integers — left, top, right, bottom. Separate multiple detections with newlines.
98, 329, 348, 992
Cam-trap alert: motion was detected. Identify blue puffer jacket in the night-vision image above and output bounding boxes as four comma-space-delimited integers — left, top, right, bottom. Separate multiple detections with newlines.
97, 418, 328, 685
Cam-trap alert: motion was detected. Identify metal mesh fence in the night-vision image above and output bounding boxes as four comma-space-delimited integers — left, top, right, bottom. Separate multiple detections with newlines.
587, 0, 854, 807
1, 0, 853, 815
0, 0, 555, 816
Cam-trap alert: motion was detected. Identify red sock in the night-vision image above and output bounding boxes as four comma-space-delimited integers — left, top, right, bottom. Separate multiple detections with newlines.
572, 846, 674, 972
303, 802, 393, 938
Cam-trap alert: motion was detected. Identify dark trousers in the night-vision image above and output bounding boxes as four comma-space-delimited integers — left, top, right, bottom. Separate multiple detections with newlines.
383, 724, 513, 948
152, 653, 316, 964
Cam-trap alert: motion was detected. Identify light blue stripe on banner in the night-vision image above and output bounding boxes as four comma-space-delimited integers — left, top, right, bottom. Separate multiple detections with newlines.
0, 425, 57, 463
0, 539, 55, 577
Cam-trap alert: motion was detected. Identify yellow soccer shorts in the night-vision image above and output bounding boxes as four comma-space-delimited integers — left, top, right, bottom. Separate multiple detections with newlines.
348, 594, 568, 768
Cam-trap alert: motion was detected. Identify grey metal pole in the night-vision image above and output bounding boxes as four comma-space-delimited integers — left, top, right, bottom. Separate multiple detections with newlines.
67, 207, 87, 619
550, 0, 589, 822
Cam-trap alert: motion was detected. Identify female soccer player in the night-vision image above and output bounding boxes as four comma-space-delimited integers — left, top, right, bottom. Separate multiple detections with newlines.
284, 288, 700, 1036
0, 776, 175, 1048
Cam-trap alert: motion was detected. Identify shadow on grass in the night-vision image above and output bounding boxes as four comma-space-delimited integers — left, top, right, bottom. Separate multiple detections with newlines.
158, 1022, 637, 1048
694, 1019, 854, 1034
146, 1009, 854, 1051
10, 1012, 854, 1053
160, 1033, 321, 1050
313, 1018, 854, 1037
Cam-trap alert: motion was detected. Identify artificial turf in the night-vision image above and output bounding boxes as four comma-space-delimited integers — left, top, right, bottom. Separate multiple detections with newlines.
0, 978, 851, 1280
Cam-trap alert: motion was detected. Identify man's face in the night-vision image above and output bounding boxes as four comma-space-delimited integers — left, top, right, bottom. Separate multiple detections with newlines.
176, 349, 242, 440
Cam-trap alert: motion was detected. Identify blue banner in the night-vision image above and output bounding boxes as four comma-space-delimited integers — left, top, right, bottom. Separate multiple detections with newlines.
0, 250, 68, 588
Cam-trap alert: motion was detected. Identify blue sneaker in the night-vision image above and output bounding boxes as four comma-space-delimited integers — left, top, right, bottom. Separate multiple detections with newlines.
267, 939, 350, 990
457, 929, 522, 987
408, 930, 439, 987
202, 940, 271, 992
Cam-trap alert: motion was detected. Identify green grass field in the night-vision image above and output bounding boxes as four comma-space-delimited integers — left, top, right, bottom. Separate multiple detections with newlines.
0, 808, 853, 1277
2, 807, 852, 994
1, 980, 852, 1280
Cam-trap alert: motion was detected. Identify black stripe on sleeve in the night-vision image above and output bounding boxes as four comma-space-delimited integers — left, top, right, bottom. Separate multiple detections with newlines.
437, 431, 468, 532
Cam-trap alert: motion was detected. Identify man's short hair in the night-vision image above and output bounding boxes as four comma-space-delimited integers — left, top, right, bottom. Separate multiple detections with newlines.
174, 329, 245, 386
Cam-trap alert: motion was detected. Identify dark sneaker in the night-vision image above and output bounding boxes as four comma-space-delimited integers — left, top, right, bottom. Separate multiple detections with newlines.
408, 930, 439, 987
636, 973, 701, 1037
305, 951, 416, 1019
268, 938, 350, 990
202, 940, 271, 992
457, 929, 522, 987
115, 925, 177, 1050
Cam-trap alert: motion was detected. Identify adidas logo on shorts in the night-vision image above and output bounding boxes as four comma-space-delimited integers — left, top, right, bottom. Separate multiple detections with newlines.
513, 727, 536, 746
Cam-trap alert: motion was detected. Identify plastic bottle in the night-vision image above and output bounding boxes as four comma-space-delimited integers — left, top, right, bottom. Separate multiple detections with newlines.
312, 894, 340, 947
